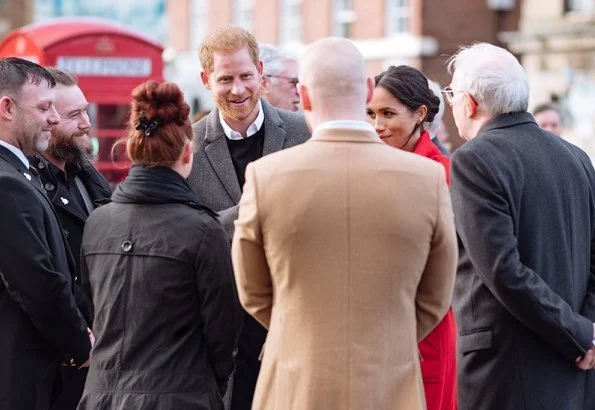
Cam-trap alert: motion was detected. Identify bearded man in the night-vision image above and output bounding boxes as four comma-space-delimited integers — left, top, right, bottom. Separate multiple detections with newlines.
29, 67, 111, 410
187, 26, 310, 410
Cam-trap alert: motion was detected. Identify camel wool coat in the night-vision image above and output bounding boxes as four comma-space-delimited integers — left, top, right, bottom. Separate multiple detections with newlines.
232, 126, 458, 410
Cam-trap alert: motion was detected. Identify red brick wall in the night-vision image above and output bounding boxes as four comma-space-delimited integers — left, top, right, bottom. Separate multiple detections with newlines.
420, 0, 521, 149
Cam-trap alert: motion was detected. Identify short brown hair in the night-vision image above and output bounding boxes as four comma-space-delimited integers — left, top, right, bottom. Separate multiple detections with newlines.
127, 80, 192, 167
0, 57, 55, 97
532, 102, 561, 118
45, 67, 78, 86
199, 26, 259, 76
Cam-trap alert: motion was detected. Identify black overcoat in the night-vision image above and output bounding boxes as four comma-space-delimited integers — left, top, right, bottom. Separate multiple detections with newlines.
78, 195, 243, 409
451, 112, 595, 410
0, 146, 90, 410
29, 155, 111, 410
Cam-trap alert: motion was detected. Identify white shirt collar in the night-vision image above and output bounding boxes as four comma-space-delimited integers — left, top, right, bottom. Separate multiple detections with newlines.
219, 100, 265, 140
0, 140, 29, 168
315, 120, 376, 134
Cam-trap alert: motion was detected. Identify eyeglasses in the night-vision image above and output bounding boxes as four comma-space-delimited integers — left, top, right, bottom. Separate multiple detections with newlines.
441, 86, 465, 105
265, 75, 299, 87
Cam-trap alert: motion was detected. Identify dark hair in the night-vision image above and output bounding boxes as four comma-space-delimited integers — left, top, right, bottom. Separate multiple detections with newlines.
45, 67, 78, 86
0, 57, 55, 96
374, 65, 440, 125
532, 102, 561, 117
127, 80, 192, 167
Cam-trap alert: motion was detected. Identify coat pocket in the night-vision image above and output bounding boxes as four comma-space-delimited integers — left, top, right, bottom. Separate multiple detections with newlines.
459, 329, 492, 354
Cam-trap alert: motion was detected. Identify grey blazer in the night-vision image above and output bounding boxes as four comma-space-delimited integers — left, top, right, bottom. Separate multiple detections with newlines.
188, 99, 310, 239
451, 112, 595, 410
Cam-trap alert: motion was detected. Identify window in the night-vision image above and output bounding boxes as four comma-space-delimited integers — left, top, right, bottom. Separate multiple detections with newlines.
565, 0, 594, 13
234, 0, 254, 32
190, 0, 209, 51
279, 0, 302, 44
385, 0, 410, 35
332, 0, 356, 38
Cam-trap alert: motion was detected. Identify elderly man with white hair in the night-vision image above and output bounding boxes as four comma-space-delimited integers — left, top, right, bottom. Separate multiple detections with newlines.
426, 79, 451, 156
232, 37, 457, 410
259, 43, 300, 112
447, 42, 595, 410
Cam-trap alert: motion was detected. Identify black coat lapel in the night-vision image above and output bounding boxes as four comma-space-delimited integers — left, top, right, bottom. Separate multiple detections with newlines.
0, 146, 77, 277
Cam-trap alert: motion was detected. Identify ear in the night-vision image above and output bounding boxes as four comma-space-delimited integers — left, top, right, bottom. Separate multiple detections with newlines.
416, 105, 428, 124
365, 77, 374, 105
261, 76, 271, 96
298, 84, 311, 112
465, 93, 478, 118
257, 60, 264, 75
0, 96, 15, 121
200, 71, 211, 89
182, 140, 193, 165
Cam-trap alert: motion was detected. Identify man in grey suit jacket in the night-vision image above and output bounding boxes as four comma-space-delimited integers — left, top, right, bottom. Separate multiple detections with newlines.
446, 42, 595, 410
188, 26, 310, 410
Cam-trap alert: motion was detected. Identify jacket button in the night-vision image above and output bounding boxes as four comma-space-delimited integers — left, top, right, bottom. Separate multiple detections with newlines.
121, 240, 133, 252
44, 183, 54, 191
38, 162, 45, 169
62, 229, 69, 238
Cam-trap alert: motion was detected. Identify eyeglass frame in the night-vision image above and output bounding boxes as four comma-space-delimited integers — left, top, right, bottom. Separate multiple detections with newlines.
441, 86, 466, 105
264, 74, 299, 87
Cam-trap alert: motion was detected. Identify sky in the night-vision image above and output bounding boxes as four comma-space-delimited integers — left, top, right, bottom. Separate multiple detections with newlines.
34, 0, 167, 43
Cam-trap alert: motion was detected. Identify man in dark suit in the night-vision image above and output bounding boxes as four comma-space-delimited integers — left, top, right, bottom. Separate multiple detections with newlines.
188, 26, 310, 410
29, 67, 111, 410
446, 43, 595, 410
0, 58, 91, 410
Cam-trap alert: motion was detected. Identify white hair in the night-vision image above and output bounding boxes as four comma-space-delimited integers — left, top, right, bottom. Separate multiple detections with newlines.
259, 43, 293, 83
426, 79, 444, 134
447, 43, 529, 115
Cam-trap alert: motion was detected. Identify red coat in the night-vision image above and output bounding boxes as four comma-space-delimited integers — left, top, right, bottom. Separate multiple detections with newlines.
413, 131, 457, 410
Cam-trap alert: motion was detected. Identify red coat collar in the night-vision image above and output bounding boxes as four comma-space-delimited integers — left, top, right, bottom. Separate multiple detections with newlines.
412, 131, 451, 185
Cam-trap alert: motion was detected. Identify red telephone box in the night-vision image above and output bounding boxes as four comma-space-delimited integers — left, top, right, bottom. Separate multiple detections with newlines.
0, 18, 164, 184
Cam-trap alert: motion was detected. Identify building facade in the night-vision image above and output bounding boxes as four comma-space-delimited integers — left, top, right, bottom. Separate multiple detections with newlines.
0, 0, 34, 40
167, 0, 521, 148
503, 0, 595, 157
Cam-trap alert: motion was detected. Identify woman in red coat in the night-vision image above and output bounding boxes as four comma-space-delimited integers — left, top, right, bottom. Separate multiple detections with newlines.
367, 65, 457, 410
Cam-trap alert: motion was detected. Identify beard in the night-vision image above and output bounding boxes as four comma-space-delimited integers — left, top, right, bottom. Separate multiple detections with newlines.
13, 113, 50, 155
215, 92, 260, 122
33, 133, 49, 154
46, 130, 93, 167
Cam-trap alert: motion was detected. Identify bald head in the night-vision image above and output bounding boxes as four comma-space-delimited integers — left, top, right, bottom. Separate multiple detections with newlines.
299, 38, 368, 107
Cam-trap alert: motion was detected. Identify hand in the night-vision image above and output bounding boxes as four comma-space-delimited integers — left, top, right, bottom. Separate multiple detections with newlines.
575, 345, 595, 371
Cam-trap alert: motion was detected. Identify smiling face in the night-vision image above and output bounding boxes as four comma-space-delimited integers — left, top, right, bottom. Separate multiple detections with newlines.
12, 81, 59, 155
202, 47, 263, 128
47, 84, 92, 165
367, 86, 423, 152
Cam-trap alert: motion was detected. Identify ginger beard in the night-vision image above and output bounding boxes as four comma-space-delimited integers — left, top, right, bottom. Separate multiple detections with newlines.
215, 91, 260, 122
46, 127, 93, 167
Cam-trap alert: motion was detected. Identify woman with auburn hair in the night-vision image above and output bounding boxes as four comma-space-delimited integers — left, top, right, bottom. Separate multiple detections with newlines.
78, 80, 243, 410
367, 65, 457, 410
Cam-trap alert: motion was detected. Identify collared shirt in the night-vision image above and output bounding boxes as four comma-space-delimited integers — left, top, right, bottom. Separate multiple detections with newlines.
315, 120, 376, 134
219, 100, 265, 140
0, 140, 29, 168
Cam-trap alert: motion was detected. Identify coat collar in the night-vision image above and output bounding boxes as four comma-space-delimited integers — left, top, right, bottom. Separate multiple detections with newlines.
29, 155, 111, 222
479, 112, 536, 135
310, 127, 382, 144
413, 131, 443, 160
202, 99, 288, 203
0, 145, 47, 196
